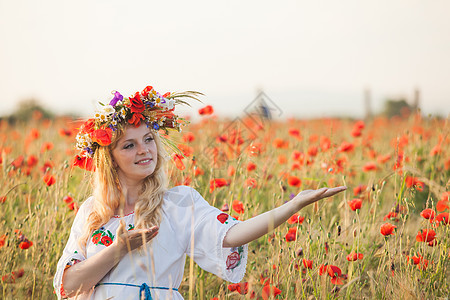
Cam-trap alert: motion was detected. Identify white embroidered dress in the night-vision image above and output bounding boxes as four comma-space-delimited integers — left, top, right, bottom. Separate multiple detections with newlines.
54, 186, 248, 300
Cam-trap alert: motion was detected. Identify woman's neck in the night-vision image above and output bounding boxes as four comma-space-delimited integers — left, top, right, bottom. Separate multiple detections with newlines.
116, 177, 143, 215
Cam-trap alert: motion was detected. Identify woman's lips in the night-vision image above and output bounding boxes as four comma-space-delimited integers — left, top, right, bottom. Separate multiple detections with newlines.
135, 158, 153, 165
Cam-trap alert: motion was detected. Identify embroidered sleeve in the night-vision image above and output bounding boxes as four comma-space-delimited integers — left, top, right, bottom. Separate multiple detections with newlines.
185, 188, 248, 283
53, 198, 92, 299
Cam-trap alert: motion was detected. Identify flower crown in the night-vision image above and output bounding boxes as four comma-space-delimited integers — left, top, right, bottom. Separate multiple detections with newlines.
73, 85, 201, 171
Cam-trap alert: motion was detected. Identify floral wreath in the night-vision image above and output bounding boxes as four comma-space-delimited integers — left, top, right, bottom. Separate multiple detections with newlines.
73, 85, 201, 171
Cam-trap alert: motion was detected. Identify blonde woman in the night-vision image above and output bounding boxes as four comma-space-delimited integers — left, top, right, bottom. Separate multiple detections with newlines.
54, 86, 346, 299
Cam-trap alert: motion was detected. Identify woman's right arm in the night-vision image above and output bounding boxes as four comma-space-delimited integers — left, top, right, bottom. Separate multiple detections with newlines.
62, 223, 159, 297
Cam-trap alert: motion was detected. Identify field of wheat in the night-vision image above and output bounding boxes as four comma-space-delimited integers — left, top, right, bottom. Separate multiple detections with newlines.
0, 110, 449, 299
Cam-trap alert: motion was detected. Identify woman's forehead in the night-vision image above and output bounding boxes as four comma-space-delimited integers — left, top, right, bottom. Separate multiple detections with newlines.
120, 125, 153, 140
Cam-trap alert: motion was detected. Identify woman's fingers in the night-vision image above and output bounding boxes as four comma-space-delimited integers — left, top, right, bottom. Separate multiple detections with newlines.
321, 186, 347, 198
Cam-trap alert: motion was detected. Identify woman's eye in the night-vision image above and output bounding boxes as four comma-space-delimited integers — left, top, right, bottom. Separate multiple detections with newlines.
145, 137, 154, 142
124, 144, 133, 149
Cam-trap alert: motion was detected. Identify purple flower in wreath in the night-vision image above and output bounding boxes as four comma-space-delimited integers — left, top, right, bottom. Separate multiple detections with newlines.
109, 91, 123, 107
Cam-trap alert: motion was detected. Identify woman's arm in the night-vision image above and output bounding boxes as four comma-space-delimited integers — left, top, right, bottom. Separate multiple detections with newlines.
62, 223, 159, 297
222, 186, 346, 248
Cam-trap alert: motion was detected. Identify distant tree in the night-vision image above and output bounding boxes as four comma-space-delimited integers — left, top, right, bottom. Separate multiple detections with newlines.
6, 99, 54, 124
383, 99, 412, 119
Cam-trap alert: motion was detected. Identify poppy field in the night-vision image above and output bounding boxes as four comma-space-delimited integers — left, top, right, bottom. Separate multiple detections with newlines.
0, 109, 449, 299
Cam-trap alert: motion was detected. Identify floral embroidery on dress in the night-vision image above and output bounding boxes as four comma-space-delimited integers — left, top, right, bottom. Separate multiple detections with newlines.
91, 227, 114, 247
217, 213, 237, 224
226, 246, 244, 270
217, 213, 229, 224
128, 224, 135, 231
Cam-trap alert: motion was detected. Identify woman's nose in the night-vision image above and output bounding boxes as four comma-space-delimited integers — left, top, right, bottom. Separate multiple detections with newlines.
136, 143, 149, 155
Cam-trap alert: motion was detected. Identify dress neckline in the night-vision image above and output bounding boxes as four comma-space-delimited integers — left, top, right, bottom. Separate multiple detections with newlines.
112, 211, 135, 218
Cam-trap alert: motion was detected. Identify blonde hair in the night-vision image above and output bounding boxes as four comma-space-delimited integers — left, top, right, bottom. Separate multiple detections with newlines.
79, 125, 168, 250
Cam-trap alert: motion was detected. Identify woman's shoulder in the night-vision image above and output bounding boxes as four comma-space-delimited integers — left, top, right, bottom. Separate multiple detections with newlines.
75, 196, 95, 217
163, 185, 202, 208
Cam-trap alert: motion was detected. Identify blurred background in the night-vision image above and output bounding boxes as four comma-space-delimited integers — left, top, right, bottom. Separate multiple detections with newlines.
1, 0, 449, 121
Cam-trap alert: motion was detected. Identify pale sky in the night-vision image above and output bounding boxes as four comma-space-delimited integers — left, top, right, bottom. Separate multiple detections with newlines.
1, 0, 449, 119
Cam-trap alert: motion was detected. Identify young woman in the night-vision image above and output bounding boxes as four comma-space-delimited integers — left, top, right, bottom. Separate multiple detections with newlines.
54, 86, 346, 299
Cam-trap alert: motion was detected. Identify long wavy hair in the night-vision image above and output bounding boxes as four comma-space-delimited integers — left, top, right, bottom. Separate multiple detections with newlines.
79, 125, 168, 250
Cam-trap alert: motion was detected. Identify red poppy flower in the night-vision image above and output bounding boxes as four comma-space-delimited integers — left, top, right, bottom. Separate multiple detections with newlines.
380, 223, 396, 236
287, 213, 304, 225
291, 150, 304, 161
338, 141, 354, 152
173, 154, 185, 171
354, 120, 365, 130
232, 200, 244, 214
319, 264, 327, 275
63, 195, 73, 204
307, 146, 318, 157
246, 162, 256, 172
128, 113, 145, 127
285, 227, 297, 242
320, 136, 331, 151
327, 265, 344, 285
73, 155, 94, 171
11, 156, 24, 168
67, 202, 77, 211
302, 258, 313, 269
59, 128, 73, 137
353, 185, 367, 196
351, 128, 362, 137
408, 254, 422, 265
43, 174, 56, 186
273, 138, 288, 149
198, 105, 214, 115
420, 209, 436, 220
227, 165, 236, 177
40, 142, 54, 153
416, 229, 436, 243
235, 282, 248, 295
435, 212, 449, 225
288, 176, 302, 187
245, 177, 257, 188
27, 155, 38, 167
141, 86, 154, 97
177, 144, 193, 157
19, 240, 33, 250
29, 128, 40, 139
377, 154, 391, 163
362, 162, 377, 172
347, 198, 362, 211
182, 132, 195, 143
194, 167, 204, 177
261, 285, 282, 300
288, 128, 302, 140
436, 194, 449, 212
127, 92, 145, 113
277, 154, 287, 164
0, 196, 6, 204
346, 252, 364, 261
0, 234, 7, 248
383, 211, 399, 222
210, 178, 229, 193
91, 128, 113, 146
80, 119, 95, 134
101, 236, 113, 247
405, 176, 424, 191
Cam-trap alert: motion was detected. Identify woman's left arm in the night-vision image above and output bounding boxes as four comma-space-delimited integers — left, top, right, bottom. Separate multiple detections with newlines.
222, 186, 346, 248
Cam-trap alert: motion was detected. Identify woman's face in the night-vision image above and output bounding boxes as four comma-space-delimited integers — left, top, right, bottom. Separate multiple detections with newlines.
111, 124, 158, 184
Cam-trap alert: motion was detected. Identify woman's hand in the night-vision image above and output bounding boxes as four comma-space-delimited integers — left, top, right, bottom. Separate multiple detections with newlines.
114, 221, 159, 256
292, 186, 347, 210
